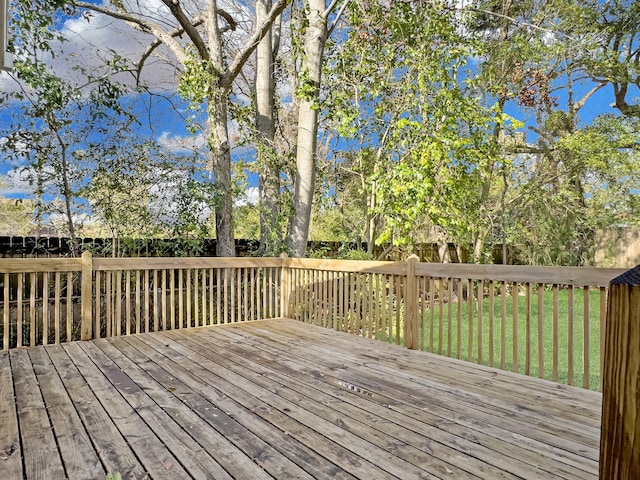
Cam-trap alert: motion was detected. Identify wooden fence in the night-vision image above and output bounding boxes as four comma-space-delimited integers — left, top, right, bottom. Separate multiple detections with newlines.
0, 253, 626, 390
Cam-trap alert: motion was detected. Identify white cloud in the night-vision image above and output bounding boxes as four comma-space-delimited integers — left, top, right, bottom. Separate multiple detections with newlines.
0, 167, 37, 196
0, 1, 182, 92
157, 131, 206, 153
236, 186, 259, 206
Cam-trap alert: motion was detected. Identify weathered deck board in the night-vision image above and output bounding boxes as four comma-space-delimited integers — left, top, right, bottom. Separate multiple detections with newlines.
201, 321, 598, 479
28, 347, 104, 479
45, 344, 148, 479
0, 318, 601, 479
10, 348, 66, 479
0, 351, 22, 479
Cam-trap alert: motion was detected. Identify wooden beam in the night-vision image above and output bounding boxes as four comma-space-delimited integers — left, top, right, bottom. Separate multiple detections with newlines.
600, 265, 640, 478
280, 253, 291, 318
80, 251, 93, 341
404, 255, 419, 350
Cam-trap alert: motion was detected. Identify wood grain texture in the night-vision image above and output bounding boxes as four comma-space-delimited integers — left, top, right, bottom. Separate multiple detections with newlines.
0, 351, 22, 477
28, 347, 104, 479
600, 282, 640, 478
4, 319, 601, 479
10, 348, 66, 479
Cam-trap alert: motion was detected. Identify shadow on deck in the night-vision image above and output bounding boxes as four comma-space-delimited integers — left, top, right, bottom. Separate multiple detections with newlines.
1, 318, 600, 479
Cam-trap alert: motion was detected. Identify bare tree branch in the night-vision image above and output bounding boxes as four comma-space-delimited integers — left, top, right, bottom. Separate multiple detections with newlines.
327, 0, 351, 38
573, 81, 607, 112
76, 1, 187, 64
160, 0, 208, 60
217, 9, 238, 31
223, 0, 290, 88
135, 13, 207, 84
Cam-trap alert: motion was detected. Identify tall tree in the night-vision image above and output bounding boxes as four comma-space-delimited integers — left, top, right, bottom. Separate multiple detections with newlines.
470, 0, 640, 264
286, 0, 348, 257
77, 0, 289, 256
255, 0, 283, 254
324, 0, 509, 260
2, 0, 140, 254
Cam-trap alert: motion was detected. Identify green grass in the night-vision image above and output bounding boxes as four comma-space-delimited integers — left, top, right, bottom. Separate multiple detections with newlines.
419, 287, 603, 390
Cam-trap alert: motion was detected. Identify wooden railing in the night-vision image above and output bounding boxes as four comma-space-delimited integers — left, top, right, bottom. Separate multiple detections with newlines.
1, 253, 283, 350
0, 253, 625, 390
283, 256, 626, 390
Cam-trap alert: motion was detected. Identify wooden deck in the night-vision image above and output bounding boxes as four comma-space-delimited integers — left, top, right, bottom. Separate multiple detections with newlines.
1, 318, 601, 479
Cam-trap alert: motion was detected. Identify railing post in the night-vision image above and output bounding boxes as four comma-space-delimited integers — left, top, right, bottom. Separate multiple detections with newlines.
280, 253, 291, 318
80, 251, 93, 341
405, 254, 419, 350
600, 266, 640, 479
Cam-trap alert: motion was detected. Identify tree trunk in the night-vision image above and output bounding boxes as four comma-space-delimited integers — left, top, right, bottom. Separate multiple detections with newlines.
287, 0, 327, 257
206, 0, 235, 257
207, 90, 235, 257
256, 0, 281, 254
58, 142, 79, 257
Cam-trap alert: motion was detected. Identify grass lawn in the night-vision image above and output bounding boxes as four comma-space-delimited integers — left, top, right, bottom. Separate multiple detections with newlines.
418, 286, 604, 390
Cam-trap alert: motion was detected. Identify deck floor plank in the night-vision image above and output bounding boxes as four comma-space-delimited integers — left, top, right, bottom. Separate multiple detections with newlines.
45, 344, 149, 479
78, 340, 235, 480
0, 351, 22, 479
28, 347, 105, 479
10, 348, 67, 479
92, 338, 269, 480
5, 318, 601, 480
62, 342, 192, 480
204, 322, 597, 479
131, 336, 380, 479
261, 319, 601, 425
240, 318, 600, 446
192, 325, 598, 476
153, 329, 460, 480
169, 328, 495, 480
118, 334, 326, 480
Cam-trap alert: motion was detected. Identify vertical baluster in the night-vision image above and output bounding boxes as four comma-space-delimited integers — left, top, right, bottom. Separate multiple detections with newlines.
525, 282, 531, 376
568, 285, 575, 385
178, 269, 184, 328
583, 286, 590, 389
43, 272, 49, 346
152, 269, 158, 332
186, 269, 192, 328
457, 278, 463, 359
29, 272, 36, 346
144, 269, 150, 333
488, 280, 495, 367
553, 284, 559, 382
125, 270, 131, 336
66, 273, 72, 341
162, 269, 168, 330
106, 272, 112, 338
170, 269, 176, 330
3, 273, 9, 350
538, 284, 545, 379
468, 279, 474, 363
209, 268, 215, 325
135, 270, 141, 333
94, 271, 101, 339
478, 279, 484, 365
500, 281, 506, 370
54, 272, 61, 345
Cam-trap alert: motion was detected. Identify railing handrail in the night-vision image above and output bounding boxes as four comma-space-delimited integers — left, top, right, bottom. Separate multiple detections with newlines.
93, 256, 282, 271
0, 258, 82, 273
0, 255, 626, 287
286, 258, 626, 287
